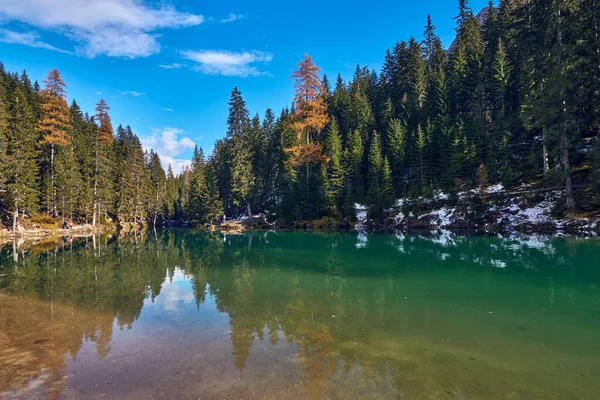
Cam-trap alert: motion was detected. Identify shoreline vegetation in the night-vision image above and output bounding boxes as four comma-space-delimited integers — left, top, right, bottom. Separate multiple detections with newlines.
2, 1, 600, 237
3, 180, 598, 248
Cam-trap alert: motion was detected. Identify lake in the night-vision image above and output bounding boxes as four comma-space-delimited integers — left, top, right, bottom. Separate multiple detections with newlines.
1, 230, 599, 399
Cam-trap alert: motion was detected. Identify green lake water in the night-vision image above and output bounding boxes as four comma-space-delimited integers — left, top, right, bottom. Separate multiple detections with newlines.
1, 230, 600, 399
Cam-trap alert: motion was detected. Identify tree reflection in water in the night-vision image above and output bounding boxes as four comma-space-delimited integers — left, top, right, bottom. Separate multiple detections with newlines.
1, 230, 600, 399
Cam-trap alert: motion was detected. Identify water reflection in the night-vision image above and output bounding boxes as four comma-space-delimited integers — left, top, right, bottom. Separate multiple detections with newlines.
1, 231, 600, 399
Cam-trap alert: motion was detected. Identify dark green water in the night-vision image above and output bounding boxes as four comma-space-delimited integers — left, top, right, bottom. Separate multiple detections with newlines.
1, 231, 600, 399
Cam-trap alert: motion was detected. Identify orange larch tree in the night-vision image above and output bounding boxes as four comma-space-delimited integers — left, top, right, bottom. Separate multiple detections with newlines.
94, 99, 114, 145
288, 55, 329, 191
38, 68, 71, 216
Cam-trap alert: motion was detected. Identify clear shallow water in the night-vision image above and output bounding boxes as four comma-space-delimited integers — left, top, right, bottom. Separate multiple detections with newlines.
1, 231, 600, 399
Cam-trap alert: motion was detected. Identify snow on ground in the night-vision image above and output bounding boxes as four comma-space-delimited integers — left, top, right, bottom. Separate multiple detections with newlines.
433, 191, 450, 201
355, 203, 368, 231
356, 184, 597, 236
430, 207, 454, 227
486, 184, 504, 194
520, 201, 553, 222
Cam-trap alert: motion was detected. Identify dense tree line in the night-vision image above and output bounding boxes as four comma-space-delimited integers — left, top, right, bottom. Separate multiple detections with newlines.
1, 0, 600, 229
0, 66, 177, 229
206, 0, 600, 223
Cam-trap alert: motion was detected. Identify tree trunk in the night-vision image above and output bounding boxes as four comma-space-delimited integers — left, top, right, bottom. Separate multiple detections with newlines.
50, 143, 56, 216
561, 126, 576, 210
306, 128, 310, 196
557, 8, 575, 211
247, 202, 252, 218
13, 204, 18, 232
154, 189, 159, 226
93, 148, 98, 228
542, 128, 549, 174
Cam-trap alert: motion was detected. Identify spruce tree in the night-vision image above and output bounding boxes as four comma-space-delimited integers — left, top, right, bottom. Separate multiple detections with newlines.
187, 146, 208, 223
147, 150, 166, 226
227, 87, 255, 217
325, 117, 343, 209
5, 86, 38, 230
386, 118, 406, 194
367, 131, 384, 220
93, 99, 114, 226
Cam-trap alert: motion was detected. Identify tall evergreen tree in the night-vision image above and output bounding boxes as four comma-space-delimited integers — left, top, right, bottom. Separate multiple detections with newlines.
227, 87, 255, 217
4, 86, 38, 230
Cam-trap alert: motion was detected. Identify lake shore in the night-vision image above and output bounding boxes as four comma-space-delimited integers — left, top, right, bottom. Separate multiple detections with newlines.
0, 224, 118, 248
221, 185, 600, 237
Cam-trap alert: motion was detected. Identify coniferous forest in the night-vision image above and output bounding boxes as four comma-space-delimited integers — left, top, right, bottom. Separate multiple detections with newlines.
1, 0, 600, 230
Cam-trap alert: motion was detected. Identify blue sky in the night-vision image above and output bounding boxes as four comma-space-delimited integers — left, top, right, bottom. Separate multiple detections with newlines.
0, 0, 491, 172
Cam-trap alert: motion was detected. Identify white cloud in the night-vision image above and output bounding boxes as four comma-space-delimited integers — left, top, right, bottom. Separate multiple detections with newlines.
181, 50, 273, 77
161, 107, 174, 112
160, 156, 192, 174
159, 63, 183, 69
219, 14, 244, 23
122, 91, 146, 97
0, 28, 71, 54
140, 127, 196, 172
77, 28, 159, 58
0, 0, 204, 58
96, 91, 102, 95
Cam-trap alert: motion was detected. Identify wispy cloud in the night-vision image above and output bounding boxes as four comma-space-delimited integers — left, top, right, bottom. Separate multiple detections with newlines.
161, 107, 174, 112
96, 91, 102, 95
181, 50, 273, 77
0, 0, 204, 58
0, 28, 71, 54
122, 91, 146, 97
139, 127, 196, 172
159, 63, 184, 69
219, 14, 244, 23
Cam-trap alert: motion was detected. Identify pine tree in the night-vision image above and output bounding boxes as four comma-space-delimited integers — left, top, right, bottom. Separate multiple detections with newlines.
248, 113, 266, 211
406, 37, 427, 128
325, 117, 343, 208
227, 87, 255, 217
262, 108, 279, 210
93, 99, 114, 226
147, 150, 166, 226
5, 86, 38, 230
205, 155, 224, 224
0, 70, 8, 195
345, 129, 364, 201
386, 118, 406, 194
415, 124, 429, 191
381, 157, 395, 210
69, 101, 93, 221
187, 146, 208, 222
367, 131, 384, 220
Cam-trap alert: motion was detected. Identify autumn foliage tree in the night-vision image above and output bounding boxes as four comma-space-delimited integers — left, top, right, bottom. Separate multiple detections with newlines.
38, 68, 70, 215
288, 54, 329, 193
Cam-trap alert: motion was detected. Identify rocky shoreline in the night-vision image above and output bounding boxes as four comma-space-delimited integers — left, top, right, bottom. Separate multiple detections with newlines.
357, 184, 600, 236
